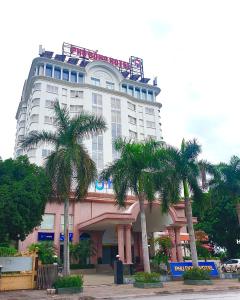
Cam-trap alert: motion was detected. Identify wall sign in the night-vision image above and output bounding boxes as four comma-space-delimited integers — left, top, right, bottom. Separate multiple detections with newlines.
38, 232, 54, 241
170, 262, 219, 277
60, 232, 73, 242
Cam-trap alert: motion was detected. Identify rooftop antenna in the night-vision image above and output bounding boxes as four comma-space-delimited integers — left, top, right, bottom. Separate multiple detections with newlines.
39, 45, 45, 55
153, 76, 158, 86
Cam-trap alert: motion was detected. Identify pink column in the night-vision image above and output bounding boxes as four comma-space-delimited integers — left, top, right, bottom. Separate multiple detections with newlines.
167, 226, 177, 261
125, 225, 132, 264
174, 227, 183, 262
117, 225, 125, 262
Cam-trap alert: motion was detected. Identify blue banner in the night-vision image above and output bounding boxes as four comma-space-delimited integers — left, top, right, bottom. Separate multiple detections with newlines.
170, 261, 219, 277
38, 232, 54, 241
60, 232, 73, 242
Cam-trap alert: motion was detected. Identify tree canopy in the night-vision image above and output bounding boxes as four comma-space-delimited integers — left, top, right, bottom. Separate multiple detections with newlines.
0, 156, 51, 243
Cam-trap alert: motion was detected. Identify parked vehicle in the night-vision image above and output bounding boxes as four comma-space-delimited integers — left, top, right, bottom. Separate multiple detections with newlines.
221, 259, 240, 272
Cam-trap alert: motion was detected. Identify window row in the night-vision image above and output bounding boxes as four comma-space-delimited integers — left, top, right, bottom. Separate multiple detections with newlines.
128, 116, 156, 128
91, 77, 115, 90
127, 102, 155, 115
122, 85, 154, 101
35, 63, 84, 84
40, 213, 73, 231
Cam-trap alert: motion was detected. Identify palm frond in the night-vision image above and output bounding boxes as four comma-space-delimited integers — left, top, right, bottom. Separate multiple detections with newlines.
182, 138, 201, 161
53, 102, 70, 132
70, 112, 107, 139
21, 131, 58, 150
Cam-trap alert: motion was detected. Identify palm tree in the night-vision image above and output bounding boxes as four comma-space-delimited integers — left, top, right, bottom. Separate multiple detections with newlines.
21, 102, 107, 275
101, 138, 178, 273
162, 139, 208, 267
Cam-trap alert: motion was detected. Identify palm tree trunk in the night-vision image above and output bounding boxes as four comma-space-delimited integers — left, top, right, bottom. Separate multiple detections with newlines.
63, 198, 70, 276
183, 180, 198, 267
139, 193, 151, 273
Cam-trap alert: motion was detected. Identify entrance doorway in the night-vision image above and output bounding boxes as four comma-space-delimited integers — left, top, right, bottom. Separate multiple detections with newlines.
102, 245, 118, 265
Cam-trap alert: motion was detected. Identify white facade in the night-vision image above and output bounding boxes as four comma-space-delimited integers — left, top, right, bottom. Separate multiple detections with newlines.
14, 52, 162, 171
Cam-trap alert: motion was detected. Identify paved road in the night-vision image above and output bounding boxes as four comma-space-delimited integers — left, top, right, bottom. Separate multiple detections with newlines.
127, 290, 240, 300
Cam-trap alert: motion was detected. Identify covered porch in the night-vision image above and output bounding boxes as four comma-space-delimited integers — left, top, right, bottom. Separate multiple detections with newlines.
75, 201, 191, 266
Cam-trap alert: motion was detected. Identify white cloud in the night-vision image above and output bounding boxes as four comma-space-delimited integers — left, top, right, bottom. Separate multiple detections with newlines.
0, 0, 240, 163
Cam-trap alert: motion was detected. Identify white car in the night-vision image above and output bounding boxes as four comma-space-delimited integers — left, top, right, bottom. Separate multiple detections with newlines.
222, 259, 240, 272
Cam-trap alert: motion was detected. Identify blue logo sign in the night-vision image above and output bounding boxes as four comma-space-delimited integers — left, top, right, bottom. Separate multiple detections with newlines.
60, 232, 73, 242
95, 179, 112, 191
38, 232, 55, 241
170, 262, 219, 277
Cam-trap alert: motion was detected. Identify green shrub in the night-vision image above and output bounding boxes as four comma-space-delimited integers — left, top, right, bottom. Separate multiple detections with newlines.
70, 264, 95, 269
0, 246, 17, 257
53, 275, 83, 288
28, 242, 57, 264
183, 267, 210, 280
134, 272, 160, 283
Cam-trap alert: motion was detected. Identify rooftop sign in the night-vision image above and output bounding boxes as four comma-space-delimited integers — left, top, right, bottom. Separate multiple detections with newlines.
62, 42, 145, 80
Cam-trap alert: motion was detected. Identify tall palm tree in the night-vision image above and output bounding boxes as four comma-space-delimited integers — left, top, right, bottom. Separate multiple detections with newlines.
101, 138, 178, 273
21, 102, 107, 275
162, 139, 208, 267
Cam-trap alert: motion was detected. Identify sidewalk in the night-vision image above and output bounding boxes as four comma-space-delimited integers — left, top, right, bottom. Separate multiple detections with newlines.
0, 277, 240, 300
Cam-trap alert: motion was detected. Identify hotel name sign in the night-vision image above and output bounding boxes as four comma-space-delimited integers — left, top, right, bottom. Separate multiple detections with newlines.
62, 42, 143, 74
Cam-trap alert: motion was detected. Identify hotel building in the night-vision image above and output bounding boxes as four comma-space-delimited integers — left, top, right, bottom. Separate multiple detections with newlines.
14, 43, 189, 265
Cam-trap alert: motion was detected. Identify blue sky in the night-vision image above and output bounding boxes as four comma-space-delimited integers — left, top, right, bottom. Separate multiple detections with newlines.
0, 0, 239, 163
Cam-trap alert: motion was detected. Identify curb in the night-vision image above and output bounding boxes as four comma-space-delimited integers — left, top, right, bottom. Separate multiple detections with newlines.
91, 286, 240, 300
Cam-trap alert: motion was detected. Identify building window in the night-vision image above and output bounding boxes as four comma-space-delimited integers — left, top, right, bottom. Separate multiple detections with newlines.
129, 130, 137, 140
62, 88, 67, 97
40, 214, 55, 230
140, 133, 145, 140
145, 107, 154, 115
92, 93, 102, 106
106, 81, 114, 90
127, 102, 136, 111
139, 119, 144, 126
128, 115, 137, 125
33, 82, 41, 92
42, 149, 52, 158
78, 73, 84, 83
142, 89, 147, 100
70, 71, 77, 83
70, 105, 83, 113
135, 88, 140, 99
45, 100, 56, 109
91, 77, 100, 86
147, 135, 156, 140
122, 84, 127, 93
32, 98, 40, 107
70, 90, 83, 98
148, 91, 154, 101
46, 64, 53, 77
54, 67, 61, 80
44, 116, 56, 125
92, 94, 103, 169
146, 121, 156, 129
111, 97, 121, 160
63, 69, 69, 81
128, 86, 134, 96
37, 64, 44, 76
27, 148, 36, 158
46, 84, 58, 94
30, 114, 39, 123
60, 215, 73, 232
19, 120, 25, 128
